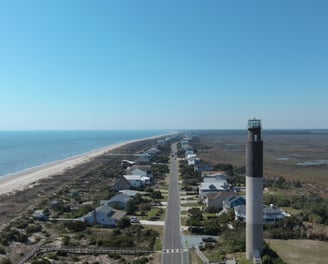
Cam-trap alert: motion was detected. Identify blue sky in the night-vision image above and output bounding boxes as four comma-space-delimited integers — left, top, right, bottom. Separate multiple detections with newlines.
0, 0, 327, 130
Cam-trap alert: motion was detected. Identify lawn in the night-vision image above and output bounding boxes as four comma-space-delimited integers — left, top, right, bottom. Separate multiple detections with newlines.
268, 239, 328, 264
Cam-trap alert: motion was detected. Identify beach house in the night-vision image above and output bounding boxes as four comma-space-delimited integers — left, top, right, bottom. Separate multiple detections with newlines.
204, 191, 235, 210
112, 177, 131, 191
234, 204, 288, 223
198, 174, 230, 199
123, 175, 150, 187
100, 193, 132, 209
84, 205, 126, 227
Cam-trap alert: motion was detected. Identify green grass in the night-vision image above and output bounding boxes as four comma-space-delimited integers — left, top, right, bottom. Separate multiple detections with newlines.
155, 237, 162, 251
203, 213, 218, 219
268, 239, 328, 264
139, 208, 166, 221
238, 258, 253, 264
181, 202, 202, 207
181, 216, 188, 226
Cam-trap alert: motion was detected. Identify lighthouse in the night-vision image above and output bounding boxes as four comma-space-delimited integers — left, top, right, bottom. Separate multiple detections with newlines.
246, 118, 263, 260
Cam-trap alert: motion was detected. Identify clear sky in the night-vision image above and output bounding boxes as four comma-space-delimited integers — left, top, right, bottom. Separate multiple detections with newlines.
0, 0, 327, 130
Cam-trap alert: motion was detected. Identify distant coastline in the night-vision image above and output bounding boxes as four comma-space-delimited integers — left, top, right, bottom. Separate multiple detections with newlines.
0, 130, 173, 177
0, 131, 175, 195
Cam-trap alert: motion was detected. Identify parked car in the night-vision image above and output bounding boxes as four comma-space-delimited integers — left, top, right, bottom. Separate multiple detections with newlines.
129, 217, 140, 223
202, 237, 217, 243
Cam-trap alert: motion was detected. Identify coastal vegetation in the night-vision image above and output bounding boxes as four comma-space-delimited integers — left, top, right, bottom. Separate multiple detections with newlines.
0, 137, 171, 263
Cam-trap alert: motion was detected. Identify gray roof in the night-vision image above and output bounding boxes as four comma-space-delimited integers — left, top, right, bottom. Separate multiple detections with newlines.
108, 193, 132, 204
96, 205, 113, 215
199, 182, 228, 191
84, 205, 126, 220
223, 195, 246, 206
203, 175, 228, 183
205, 191, 235, 200
119, 190, 140, 197
130, 168, 147, 176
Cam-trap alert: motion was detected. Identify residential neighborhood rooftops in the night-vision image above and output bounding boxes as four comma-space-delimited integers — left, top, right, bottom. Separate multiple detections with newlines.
101, 193, 132, 206
95, 205, 114, 216
203, 175, 228, 182
118, 190, 140, 197
205, 191, 235, 200
123, 175, 150, 181
199, 182, 228, 191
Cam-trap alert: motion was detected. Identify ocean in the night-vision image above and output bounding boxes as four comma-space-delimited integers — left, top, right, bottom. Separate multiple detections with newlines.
0, 130, 170, 177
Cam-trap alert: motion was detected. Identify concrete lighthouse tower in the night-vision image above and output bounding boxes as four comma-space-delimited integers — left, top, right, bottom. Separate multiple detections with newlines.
246, 118, 263, 260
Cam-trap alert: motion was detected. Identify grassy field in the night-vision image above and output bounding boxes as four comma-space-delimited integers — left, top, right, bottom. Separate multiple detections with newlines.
193, 130, 328, 196
268, 239, 328, 264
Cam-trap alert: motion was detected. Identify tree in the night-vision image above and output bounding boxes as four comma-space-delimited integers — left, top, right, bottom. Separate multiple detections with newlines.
214, 163, 234, 176
117, 217, 131, 229
64, 221, 86, 232
151, 191, 162, 200
187, 208, 203, 226
126, 199, 137, 215
139, 203, 151, 216
134, 193, 142, 205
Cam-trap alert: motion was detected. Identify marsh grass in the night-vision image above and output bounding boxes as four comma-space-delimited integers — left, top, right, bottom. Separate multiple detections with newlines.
268, 239, 328, 264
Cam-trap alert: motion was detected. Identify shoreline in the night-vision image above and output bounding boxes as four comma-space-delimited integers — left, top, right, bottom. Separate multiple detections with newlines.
0, 132, 175, 196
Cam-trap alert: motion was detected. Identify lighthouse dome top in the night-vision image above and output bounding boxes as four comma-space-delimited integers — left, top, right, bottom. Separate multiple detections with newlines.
248, 119, 261, 129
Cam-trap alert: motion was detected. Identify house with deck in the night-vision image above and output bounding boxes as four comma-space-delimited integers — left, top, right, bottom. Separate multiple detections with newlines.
123, 174, 150, 187
234, 204, 288, 223
83, 205, 126, 227
128, 168, 153, 180
198, 172, 230, 199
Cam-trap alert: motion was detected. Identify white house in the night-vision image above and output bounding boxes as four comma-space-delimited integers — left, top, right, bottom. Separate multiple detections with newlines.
198, 172, 230, 199
123, 175, 150, 187
199, 182, 229, 199
84, 205, 126, 227
186, 154, 197, 166
129, 168, 153, 179
234, 204, 289, 223
185, 150, 194, 159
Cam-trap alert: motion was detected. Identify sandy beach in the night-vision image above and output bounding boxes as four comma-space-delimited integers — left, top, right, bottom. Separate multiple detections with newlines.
0, 133, 173, 196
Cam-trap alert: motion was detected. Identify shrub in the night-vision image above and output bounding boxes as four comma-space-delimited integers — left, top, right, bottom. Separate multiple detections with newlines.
25, 224, 42, 234
64, 221, 86, 232
0, 246, 6, 254
0, 258, 11, 264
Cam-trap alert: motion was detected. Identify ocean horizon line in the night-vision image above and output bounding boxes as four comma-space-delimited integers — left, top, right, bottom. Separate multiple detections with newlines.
0, 130, 174, 178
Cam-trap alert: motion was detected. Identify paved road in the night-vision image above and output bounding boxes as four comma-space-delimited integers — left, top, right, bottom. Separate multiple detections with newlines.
161, 143, 189, 264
